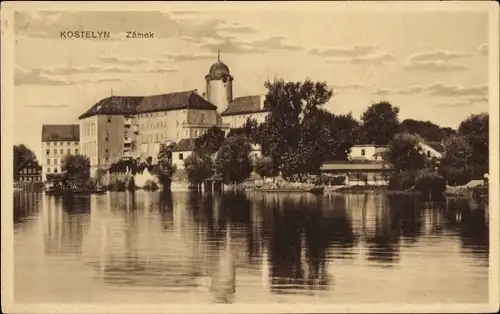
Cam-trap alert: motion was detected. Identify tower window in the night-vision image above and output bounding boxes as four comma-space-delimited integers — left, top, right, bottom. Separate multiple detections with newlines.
179, 153, 184, 160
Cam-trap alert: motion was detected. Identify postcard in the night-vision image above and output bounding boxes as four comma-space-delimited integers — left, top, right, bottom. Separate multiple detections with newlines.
1, 1, 499, 313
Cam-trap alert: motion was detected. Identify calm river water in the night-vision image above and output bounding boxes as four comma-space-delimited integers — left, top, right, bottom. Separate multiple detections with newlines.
13, 190, 489, 304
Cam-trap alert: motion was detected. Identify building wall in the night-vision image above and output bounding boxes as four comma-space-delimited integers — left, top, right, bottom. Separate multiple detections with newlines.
349, 146, 388, 161
172, 150, 192, 169
96, 115, 128, 168
208, 79, 232, 114
79, 116, 99, 169
184, 109, 219, 138
41, 140, 80, 180
222, 111, 268, 129
136, 110, 187, 161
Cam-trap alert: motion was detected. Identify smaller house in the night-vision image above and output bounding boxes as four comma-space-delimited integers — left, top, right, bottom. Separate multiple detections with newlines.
418, 141, 444, 160
172, 138, 197, 169
349, 145, 389, 162
16, 160, 42, 182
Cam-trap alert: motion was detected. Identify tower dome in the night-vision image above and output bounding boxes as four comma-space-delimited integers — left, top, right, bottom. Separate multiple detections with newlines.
206, 50, 231, 80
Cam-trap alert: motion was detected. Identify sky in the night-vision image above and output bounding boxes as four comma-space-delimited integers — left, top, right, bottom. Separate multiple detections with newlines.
11, 7, 490, 161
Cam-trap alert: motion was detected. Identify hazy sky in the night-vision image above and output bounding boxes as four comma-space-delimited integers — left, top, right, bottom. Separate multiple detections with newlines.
12, 8, 490, 160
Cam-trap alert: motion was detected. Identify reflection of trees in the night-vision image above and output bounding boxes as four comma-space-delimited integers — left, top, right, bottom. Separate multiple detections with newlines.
44, 195, 91, 256
260, 194, 344, 294
442, 198, 489, 261
13, 192, 42, 228
365, 195, 402, 265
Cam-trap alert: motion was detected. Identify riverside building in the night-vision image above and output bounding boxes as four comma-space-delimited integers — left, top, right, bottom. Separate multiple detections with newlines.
77, 53, 269, 174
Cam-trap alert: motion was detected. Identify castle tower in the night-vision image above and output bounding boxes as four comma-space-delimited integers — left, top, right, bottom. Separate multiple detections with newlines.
205, 50, 233, 114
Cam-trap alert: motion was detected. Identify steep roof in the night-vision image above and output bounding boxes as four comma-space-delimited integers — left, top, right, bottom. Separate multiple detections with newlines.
423, 141, 445, 154
221, 95, 268, 116
78, 90, 217, 119
42, 124, 80, 141
173, 138, 197, 152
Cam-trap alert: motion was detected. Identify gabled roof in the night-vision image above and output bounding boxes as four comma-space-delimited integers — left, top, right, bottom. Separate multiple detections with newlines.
422, 141, 445, 154
42, 125, 80, 141
221, 95, 268, 116
173, 138, 196, 152
78, 91, 217, 119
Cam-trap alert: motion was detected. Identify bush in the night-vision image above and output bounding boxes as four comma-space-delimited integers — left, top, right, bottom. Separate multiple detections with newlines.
415, 169, 446, 200
388, 171, 416, 190
143, 179, 159, 191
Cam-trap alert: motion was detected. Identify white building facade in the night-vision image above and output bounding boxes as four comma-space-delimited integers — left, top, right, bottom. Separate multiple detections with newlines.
41, 125, 80, 181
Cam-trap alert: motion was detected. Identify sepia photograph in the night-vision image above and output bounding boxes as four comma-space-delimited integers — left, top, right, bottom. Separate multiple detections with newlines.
1, 1, 499, 313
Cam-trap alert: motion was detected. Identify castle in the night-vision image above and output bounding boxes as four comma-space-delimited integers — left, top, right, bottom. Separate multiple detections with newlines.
73, 52, 268, 175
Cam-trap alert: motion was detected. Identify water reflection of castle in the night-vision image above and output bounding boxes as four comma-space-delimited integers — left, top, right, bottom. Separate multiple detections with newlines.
35, 191, 489, 299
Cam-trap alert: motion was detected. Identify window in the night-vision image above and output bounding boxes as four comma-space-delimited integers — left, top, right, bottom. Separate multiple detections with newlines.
47, 159, 50, 165
47, 142, 51, 146
108, 117, 111, 123
195, 130, 198, 137
54, 149, 57, 155
67, 141, 70, 146
46, 149, 50, 155
361, 149, 366, 156
54, 168, 58, 173
427, 151, 431, 158
200, 113, 205, 122
179, 153, 184, 160
54, 159, 58, 165
75, 149, 79, 154
60, 149, 64, 155
47, 168, 51, 173
67, 148, 71, 154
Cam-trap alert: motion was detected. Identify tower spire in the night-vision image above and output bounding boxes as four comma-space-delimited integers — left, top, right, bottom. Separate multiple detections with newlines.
217, 49, 220, 61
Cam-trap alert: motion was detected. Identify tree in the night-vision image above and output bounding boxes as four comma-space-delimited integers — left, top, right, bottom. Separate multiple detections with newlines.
184, 151, 214, 188
242, 118, 261, 144
254, 156, 276, 178
399, 119, 456, 142
61, 154, 91, 180
259, 78, 333, 176
14, 145, 37, 179
439, 135, 473, 186
154, 142, 177, 189
359, 102, 400, 145
458, 113, 489, 178
387, 133, 426, 172
194, 126, 225, 155
215, 135, 253, 185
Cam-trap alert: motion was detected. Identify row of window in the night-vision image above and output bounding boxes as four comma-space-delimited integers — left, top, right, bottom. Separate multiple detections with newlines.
18, 176, 41, 182
45, 167, 59, 174
46, 158, 65, 165
139, 120, 181, 129
137, 110, 184, 118
45, 141, 78, 146
83, 123, 96, 137
20, 168, 40, 174
46, 148, 79, 156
